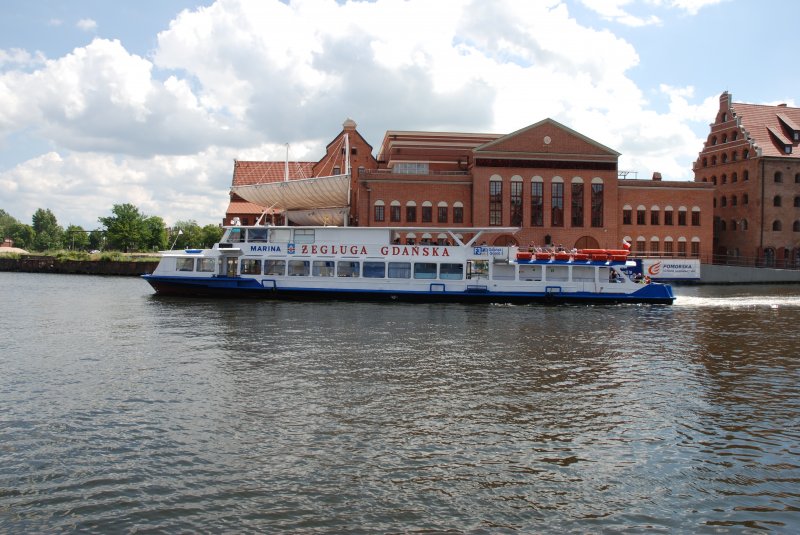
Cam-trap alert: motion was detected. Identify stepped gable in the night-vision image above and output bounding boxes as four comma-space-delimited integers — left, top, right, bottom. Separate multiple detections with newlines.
473, 118, 619, 162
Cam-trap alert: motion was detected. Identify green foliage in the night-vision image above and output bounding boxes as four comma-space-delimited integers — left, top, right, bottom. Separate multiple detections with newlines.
54, 250, 91, 261
143, 216, 168, 251
32, 208, 63, 251
88, 230, 105, 251
201, 224, 224, 247
0, 208, 19, 238
63, 224, 90, 250
171, 220, 202, 250
4, 222, 35, 249
98, 203, 146, 252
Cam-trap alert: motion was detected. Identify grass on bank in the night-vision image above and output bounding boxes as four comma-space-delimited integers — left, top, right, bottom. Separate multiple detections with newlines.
0, 250, 161, 262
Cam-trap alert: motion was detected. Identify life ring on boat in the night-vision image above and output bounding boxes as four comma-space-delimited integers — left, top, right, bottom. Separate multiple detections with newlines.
644, 276, 651, 284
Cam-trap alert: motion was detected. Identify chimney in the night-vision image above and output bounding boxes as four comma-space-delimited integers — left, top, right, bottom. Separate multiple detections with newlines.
652, 172, 662, 181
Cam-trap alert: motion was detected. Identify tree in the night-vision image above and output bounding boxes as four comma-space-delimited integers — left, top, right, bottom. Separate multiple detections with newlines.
143, 216, 168, 251
32, 208, 64, 251
63, 224, 90, 250
98, 203, 146, 252
172, 220, 203, 250
88, 230, 106, 251
5, 222, 35, 249
0, 208, 18, 239
201, 224, 224, 248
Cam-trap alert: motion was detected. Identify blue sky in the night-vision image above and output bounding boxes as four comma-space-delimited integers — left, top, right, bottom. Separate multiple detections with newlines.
0, 0, 797, 229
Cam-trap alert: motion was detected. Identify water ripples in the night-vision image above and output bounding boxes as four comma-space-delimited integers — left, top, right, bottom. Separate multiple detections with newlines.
1, 274, 799, 532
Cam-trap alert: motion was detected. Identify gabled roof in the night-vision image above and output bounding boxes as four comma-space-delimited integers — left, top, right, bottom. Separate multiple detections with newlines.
474, 118, 620, 158
731, 101, 800, 158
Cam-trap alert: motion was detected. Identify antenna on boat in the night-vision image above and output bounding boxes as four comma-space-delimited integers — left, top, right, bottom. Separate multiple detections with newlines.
284, 143, 289, 182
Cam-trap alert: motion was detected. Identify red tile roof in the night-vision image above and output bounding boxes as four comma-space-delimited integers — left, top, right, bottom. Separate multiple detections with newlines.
225, 199, 269, 215
232, 160, 317, 186
732, 102, 800, 158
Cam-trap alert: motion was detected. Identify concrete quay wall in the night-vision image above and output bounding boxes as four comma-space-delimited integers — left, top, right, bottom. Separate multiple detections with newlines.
700, 264, 800, 284
0, 256, 158, 276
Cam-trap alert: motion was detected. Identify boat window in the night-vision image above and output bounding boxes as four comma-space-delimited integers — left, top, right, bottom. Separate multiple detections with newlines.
271, 229, 291, 243
293, 229, 315, 244
546, 266, 569, 281
414, 262, 437, 279
492, 264, 515, 280
467, 260, 489, 279
228, 228, 244, 243
312, 260, 335, 277
572, 265, 595, 282
288, 260, 310, 276
247, 228, 268, 242
363, 261, 385, 278
337, 261, 360, 277
176, 258, 195, 272
241, 259, 262, 275
388, 262, 411, 279
439, 263, 464, 280
519, 264, 541, 281
197, 258, 215, 272
264, 260, 285, 275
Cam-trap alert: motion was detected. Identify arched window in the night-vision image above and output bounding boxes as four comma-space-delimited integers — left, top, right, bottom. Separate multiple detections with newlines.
721, 196, 727, 207
591, 177, 604, 228
422, 200, 433, 223
743, 149, 749, 159
389, 200, 401, 222
741, 219, 748, 231
743, 193, 749, 205
720, 220, 727, 231
712, 176, 717, 185
722, 133, 728, 143
551, 176, 564, 227
437, 201, 449, 224
453, 201, 464, 224
531, 176, 544, 227
711, 136, 717, 145
731, 219, 738, 231
691, 207, 701, 226
636, 236, 646, 253
732, 195, 738, 206
636, 205, 646, 225
721, 154, 728, 164
732, 151, 738, 161
796, 173, 800, 184
732, 131, 738, 141
773, 220, 782, 231
373, 200, 385, 222
406, 200, 417, 222
622, 204, 632, 225
732, 172, 738, 182
711, 155, 717, 165
775, 171, 783, 183
774, 195, 782, 207
795, 196, 800, 208
664, 206, 674, 225
650, 205, 660, 225
743, 170, 749, 181
764, 248, 775, 267
678, 206, 688, 226
650, 237, 659, 255
510, 175, 523, 226
663, 236, 674, 256
702, 157, 708, 167
691, 237, 700, 258
570, 176, 584, 228
721, 174, 727, 184
794, 221, 800, 232
677, 237, 687, 257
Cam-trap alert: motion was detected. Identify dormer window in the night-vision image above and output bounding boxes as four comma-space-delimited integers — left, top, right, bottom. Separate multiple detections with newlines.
786, 145, 793, 154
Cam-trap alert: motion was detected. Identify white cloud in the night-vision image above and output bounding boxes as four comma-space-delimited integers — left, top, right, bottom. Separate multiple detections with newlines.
0, 0, 724, 227
76, 18, 98, 32
581, 0, 726, 26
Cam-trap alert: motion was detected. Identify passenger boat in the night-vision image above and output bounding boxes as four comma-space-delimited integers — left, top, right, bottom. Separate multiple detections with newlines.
142, 225, 675, 304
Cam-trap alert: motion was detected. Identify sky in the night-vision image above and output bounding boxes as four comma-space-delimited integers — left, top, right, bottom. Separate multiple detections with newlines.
1, 0, 798, 230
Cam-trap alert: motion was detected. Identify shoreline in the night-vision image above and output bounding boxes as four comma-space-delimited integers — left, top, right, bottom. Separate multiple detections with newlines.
0, 255, 158, 276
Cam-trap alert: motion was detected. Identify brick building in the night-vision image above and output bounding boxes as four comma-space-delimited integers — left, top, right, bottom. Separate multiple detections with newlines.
227, 118, 714, 260
694, 91, 800, 266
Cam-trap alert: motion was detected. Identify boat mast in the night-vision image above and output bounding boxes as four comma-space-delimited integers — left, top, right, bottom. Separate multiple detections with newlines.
345, 133, 350, 227
284, 143, 289, 182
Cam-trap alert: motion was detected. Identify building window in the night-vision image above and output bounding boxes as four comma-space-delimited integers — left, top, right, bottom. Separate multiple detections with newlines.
453, 203, 464, 224
677, 241, 687, 257
773, 220, 782, 231
743, 194, 749, 205
636, 238, 646, 253
591, 182, 603, 227
390, 202, 401, 222
437, 203, 448, 223
743, 149, 749, 159
721, 174, 727, 184
721, 196, 727, 207
678, 209, 687, 226
775, 172, 783, 183
774, 195, 782, 207
511, 180, 523, 226
794, 220, 800, 232
551, 182, 564, 227
691, 241, 700, 257
741, 219, 748, 231
422, 202, 432, 223
406, 203, 417, 222
664, 208, 674, 225
692, 210, 700, 226
374, 202, 385, 222
732, 172, 738, 182
636, 206, 646, 225
650, 208, 660, 225
571, 182, 584, 227
489, 179, 503, 226
796, 173, 800, 184
622, 206, 632, 225
731, 219, 737, 231
650, 239, 659, 255
663, 240, 673, 256
732, 131, 738, 140
531, 181, 544, 227
394, 162, 429, 175
722, 154, 728, 164
732, 195, 738, 206
795, 196, 800, 208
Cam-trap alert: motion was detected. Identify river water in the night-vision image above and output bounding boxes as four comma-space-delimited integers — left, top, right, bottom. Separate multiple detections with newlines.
1, 272, 798, 533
